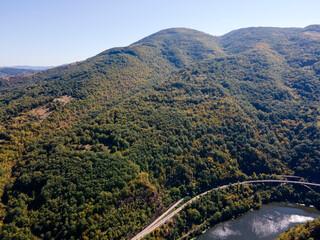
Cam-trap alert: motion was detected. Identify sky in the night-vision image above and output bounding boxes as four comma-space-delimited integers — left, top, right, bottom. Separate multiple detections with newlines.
1, 0, 320, 67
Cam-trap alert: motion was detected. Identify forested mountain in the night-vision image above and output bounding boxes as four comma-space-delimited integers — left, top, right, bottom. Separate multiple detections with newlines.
0, 26, 319, 239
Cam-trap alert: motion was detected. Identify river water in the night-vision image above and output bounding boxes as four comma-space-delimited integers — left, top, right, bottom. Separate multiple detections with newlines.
197, 202, 320, 240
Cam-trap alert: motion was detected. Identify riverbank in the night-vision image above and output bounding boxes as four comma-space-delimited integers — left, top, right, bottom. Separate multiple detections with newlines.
141, 183, 320, 239
198, 202, 320, 240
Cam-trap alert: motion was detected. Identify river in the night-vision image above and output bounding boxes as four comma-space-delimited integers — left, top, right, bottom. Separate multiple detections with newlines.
197, 202, 320, 240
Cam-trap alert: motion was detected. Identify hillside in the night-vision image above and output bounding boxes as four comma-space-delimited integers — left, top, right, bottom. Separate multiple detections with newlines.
0, 26, 319, 239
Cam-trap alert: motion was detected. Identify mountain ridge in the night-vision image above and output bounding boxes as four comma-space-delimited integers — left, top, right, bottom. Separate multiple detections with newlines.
2, 25, 320, 89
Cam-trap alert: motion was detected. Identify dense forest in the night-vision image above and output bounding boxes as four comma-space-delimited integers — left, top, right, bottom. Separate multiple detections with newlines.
0, 26, 319, 239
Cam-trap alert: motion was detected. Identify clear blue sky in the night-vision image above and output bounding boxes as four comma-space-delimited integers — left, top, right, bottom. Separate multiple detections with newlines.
1, 0, 320, 66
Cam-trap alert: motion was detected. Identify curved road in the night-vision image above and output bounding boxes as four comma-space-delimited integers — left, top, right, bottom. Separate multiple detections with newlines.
131, 179, 320, 240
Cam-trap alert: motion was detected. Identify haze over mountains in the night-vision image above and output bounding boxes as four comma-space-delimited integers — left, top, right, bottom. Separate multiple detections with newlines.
8, 66, 54, 70
0, 25, 319, 239
0, 67, 37, 78
0, 66, 54, 78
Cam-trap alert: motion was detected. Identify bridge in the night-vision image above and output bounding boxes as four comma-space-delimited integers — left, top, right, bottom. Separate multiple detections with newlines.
131, 178, 320, 240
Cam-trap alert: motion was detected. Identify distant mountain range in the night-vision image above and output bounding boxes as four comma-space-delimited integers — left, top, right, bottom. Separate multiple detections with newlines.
0, 67, 36, 78
0, 66, 54, 78
8, 65, 55, 70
